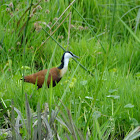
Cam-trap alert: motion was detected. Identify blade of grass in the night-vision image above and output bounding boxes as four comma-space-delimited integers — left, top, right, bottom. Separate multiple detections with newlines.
44, 45, 57, 114
25, 93, 31, 138
15, 116, 20, 135
41, 116, 53, 139
22, 0, 33, 111
67, 12, 71, 50
101, 119, 114, 140
67, 109, 78, 140
33, 126, 37, 140
109, 0, 116, 51
74, 123, 84, 140
56, 116, 71, 132
49, 110, 58, 129
135, 8, 140, 34
118, 17, 140, 44
37, 102, 41, 140
0, 100, 10, 118
94, 117, 102, 140
124, 126, 140, 140
11, 99, 16, 140
14, 107, 24, 140
118, 6, 140, 26
58, 109, 72, 134
65, 133, 71, 140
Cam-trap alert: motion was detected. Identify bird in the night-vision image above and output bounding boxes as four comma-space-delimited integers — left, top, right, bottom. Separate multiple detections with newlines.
21, 51, 79, 89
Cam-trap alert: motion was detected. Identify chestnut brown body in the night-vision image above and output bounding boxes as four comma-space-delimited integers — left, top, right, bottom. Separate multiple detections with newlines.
23, 68, 61, 88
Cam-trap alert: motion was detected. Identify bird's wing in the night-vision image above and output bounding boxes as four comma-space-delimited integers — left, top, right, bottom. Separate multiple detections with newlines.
24, 69, 48, 88
47, 68, 61, 86
23, 68, 61, 88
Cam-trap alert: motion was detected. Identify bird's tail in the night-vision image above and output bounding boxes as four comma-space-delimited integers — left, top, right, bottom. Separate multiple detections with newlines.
21, 75, 35, 84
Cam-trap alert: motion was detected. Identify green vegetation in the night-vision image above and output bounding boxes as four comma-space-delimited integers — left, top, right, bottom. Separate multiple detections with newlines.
0, 0, 140, 139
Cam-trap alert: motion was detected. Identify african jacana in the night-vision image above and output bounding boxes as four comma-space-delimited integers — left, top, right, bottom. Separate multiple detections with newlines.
21, 51, 79, 89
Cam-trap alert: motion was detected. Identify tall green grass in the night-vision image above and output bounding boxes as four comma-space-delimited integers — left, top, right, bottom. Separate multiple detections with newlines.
0, 0, 140, 139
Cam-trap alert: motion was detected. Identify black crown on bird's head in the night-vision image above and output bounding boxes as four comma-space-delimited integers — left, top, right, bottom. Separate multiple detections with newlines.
58, 51, 79, 69
61, 51, 76, 63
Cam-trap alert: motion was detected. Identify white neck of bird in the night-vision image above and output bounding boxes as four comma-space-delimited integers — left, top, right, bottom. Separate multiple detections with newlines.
59, 58, 69, 77
63, 58, 69, 68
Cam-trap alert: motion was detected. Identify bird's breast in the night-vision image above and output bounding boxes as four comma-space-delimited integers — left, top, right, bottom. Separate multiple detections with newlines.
59, 67, 68, 78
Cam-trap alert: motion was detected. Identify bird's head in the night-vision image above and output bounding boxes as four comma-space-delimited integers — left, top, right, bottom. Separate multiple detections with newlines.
61, 51, 79, 62
58, 51, 79, 70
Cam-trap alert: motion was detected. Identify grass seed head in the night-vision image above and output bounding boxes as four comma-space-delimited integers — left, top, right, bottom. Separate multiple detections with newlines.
6, 8, 11, 12
45, 9, 50, 14
9, 2, 14, 9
